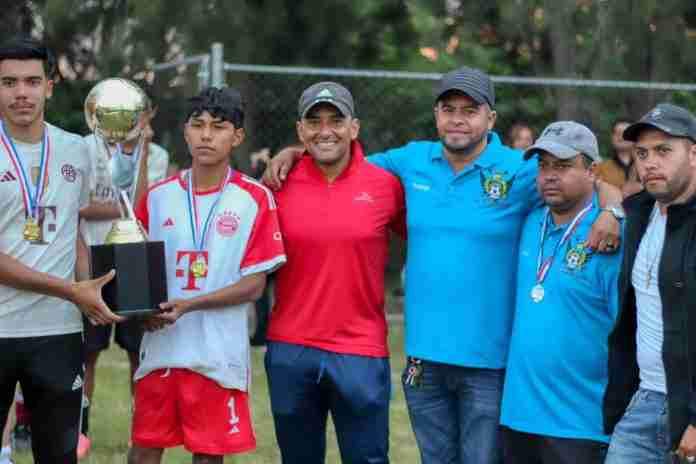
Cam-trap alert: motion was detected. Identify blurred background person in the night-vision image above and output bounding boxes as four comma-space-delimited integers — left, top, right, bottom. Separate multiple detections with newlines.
1, 408, 12, 464
597, 117, 642, 197
507, 122, 536, 150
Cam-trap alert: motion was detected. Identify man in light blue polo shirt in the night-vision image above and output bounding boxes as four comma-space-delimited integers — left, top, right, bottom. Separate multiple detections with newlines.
500, 122, 622, 464
263, 68, 623, 464
367, 69, 538, 464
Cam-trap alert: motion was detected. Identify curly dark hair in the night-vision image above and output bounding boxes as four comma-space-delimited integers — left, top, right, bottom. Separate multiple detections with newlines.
186, 87, 244, 128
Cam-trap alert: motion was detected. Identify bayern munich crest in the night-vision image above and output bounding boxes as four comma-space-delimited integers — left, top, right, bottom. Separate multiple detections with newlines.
61, 163, 77, 183
216, 210, 240, 237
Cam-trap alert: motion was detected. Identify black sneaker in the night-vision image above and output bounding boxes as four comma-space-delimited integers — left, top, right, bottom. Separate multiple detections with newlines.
11, 424, 31, 452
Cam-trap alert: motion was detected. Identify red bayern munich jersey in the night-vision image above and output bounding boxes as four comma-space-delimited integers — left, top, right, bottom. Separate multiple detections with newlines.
267, 141, 406, 358
134, 169, 285, 390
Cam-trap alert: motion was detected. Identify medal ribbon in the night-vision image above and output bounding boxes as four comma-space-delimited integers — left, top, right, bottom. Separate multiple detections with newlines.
0, 121, 50, 219
186, 167, 232, 251
535, 201, 594, 285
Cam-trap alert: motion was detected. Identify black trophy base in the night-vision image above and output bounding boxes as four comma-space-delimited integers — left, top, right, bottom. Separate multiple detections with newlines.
90, 241, 167, 317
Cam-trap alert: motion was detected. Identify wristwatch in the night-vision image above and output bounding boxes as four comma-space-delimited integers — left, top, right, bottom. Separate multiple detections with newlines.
601, 205, 626, 220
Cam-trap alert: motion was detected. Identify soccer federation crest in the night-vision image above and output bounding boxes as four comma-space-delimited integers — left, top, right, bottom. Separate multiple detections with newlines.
480, 169, 516, 202
565, 241, 591, 271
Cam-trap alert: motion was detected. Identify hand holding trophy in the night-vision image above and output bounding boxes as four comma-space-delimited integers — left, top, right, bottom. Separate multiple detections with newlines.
84, 78, 167, 317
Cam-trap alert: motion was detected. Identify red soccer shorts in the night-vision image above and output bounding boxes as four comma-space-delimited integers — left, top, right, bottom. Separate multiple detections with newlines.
132, 368, 256, 455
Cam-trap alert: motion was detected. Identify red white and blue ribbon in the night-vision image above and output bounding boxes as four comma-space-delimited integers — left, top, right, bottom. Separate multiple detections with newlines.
186, 167, 231, 250
0, 121, 50, 220
535, 201, 594, 285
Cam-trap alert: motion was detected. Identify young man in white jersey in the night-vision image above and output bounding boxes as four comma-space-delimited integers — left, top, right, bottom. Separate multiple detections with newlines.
78, 81, 170, 458
603, 103, 696, 463
129, 87, 286, 464
0, 37, 122, 464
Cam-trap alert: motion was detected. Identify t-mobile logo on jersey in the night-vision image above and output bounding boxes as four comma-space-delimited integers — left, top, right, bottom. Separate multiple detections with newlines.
175, 251, 210, 291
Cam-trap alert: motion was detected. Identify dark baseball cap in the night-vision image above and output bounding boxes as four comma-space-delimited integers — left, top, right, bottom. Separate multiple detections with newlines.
524, 121, 599, 162
623, 103, 696, 142
435, 67, 495, 108
298, 81, 355, 119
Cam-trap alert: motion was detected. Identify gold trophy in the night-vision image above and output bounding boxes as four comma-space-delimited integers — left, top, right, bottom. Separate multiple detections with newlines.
85, 78, 167, 315
84, 78, 150, 243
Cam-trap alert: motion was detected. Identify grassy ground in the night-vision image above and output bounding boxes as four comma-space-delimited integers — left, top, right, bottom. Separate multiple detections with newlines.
13, 318, 417, 463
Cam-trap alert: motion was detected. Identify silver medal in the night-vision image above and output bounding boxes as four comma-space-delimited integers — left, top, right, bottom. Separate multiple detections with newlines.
531, 284, 545, 303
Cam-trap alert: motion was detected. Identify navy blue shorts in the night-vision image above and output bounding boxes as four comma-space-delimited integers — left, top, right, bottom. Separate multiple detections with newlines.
265, 341, 390, 464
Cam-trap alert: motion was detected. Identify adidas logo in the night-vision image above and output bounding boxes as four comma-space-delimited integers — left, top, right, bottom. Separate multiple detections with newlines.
354, 192, 374, 203
0, 171, 17, 182
72, 374, 83, 391
316, 89, 333, 98
163, 217, 174, 227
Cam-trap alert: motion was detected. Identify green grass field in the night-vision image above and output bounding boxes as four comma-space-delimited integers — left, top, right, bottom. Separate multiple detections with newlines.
13, 321, 418, 463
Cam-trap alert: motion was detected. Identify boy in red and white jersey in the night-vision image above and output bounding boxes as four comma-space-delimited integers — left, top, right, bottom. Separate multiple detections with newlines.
129, 87, 285, 464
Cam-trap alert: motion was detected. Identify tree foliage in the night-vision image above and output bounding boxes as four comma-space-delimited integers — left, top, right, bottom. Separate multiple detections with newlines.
2, 0, 696, 160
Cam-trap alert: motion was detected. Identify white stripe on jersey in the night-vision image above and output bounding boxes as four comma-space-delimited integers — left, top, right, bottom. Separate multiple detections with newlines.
240, 174, 277, 210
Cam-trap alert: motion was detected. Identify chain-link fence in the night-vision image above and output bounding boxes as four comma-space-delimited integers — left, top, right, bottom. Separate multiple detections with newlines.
144, 44, 696, 274
147, 44, 696, 177
224, 66, 696, 167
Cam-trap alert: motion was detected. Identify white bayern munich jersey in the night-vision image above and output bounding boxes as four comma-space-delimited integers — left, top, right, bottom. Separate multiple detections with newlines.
81, 134, 169, 247
134, 169, 286, 390
0, 123, 91, 337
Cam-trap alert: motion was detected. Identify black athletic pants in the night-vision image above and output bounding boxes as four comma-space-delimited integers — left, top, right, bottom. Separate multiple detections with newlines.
0, 333, 84, 464
503, 427, 608, 464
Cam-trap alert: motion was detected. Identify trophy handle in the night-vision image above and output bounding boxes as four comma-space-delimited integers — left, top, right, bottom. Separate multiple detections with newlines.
129, 134, 148, 203
96, 135, 127, 219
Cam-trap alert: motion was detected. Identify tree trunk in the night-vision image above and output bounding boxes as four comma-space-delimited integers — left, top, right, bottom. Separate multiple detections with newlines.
545, 0, 580, 120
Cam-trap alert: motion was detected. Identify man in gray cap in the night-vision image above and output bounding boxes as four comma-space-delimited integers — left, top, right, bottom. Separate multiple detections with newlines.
264, 81, 406, 464
264, 68, 622, 464
603, 103, 696, 464
500, 122, 622, 464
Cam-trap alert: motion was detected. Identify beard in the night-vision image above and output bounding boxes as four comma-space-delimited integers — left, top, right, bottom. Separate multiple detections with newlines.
644, 171, 694, 205
441, 131, 488, 157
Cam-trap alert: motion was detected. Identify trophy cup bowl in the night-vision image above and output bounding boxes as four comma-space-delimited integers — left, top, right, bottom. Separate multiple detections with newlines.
84, 78, 150, 145
85, 79, 167, 317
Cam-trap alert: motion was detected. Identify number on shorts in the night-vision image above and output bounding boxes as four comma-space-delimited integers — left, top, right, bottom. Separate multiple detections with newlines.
227, 397, 240, 434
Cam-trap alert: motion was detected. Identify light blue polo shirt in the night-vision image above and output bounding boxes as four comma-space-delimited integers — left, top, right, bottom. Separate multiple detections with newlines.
369, 132, 539, 368
500, 197, 621, 442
